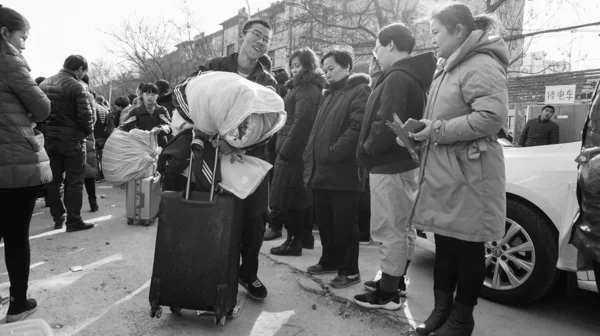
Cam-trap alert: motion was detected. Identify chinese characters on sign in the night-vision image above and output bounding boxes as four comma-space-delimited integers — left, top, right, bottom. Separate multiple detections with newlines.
545, 85, 576, 104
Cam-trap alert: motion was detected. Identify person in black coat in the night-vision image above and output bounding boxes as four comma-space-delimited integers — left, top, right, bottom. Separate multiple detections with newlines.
303, 48, 372, 289
268, 48, 327, 256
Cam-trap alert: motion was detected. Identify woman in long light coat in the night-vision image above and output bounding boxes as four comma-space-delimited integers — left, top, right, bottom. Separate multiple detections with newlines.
404, 3, 509, 335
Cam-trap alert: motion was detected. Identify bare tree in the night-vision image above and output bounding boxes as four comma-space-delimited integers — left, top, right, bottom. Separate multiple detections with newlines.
103, 17, 181, 83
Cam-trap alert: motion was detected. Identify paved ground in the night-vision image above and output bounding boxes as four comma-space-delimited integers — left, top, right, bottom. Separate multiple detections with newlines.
0, 183, 406, 336
263, 232, 600, 336
0, 182, 598, 335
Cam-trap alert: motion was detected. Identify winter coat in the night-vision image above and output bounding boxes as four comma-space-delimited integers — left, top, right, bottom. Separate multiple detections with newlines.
571, 80, 600, 263
517, 117, 559, 147
93, 102, 114, 144
205, 53, 279, 217
84, 93, 97, 179
357, 52, 436, 174
412, 31, 509, 243
157, 93, 175, 117
120, 104, 171, 147
0, 41, 52, 188
270, 71, 327, 210
303, 73, 371, 192
40, 69, 94, 141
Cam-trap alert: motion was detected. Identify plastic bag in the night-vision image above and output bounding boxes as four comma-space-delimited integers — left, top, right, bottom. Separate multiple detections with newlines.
102, 129, 160, 186
218, 154, 272, 199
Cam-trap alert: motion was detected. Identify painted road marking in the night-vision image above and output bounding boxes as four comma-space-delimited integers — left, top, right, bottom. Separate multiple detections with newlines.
55, 280, 151, 336
0, 261, 45, 276
0, 215, 113, 248
249, 310, 296, 336
0, 254, 123, 293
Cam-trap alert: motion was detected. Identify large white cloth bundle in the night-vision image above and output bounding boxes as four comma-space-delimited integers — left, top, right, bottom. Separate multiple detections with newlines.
102, 129, 160, 185
185, 72, 286, 148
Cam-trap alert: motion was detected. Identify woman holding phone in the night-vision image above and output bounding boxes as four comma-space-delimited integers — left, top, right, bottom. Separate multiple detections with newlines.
403, 3, 509, 335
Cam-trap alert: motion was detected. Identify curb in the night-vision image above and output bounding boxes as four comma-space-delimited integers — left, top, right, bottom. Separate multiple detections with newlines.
260, 252, 416, 336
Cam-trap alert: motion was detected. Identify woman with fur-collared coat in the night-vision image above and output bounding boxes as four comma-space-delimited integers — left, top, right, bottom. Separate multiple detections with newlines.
269, 48, 327, 257
303, 48, 372, 289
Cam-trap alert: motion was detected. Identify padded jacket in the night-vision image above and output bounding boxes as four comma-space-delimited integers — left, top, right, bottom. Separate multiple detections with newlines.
40, 69, 94, 141
0, 42, 52, 188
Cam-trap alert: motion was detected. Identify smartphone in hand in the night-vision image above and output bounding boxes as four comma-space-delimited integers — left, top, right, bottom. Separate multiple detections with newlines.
403, 118, 426, 134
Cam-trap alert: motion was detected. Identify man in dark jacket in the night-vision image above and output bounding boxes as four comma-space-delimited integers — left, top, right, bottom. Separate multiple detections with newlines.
303, 49, 372, 289
518, 105, 559, 147
203, 18, 277, 301
40, 55, 95, 232
355, 24, 436, 310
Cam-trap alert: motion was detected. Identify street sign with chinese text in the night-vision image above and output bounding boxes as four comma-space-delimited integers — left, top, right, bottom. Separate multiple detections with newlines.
545, 85, 576, 104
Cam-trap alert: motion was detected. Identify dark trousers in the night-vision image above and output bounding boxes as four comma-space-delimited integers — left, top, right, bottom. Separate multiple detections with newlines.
314, 189, 360, 275
358, 191, 370, 240
65, 178, 96, 207
433, 234, 485, 306
45, 139, 86, 225
239, 179, 267, 282
0, 186, 39, 301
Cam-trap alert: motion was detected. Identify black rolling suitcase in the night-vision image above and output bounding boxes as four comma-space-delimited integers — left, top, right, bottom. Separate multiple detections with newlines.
149, 144, 244, 325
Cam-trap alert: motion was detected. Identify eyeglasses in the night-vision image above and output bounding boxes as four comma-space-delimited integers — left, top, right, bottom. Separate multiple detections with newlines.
246, 30, 271, 44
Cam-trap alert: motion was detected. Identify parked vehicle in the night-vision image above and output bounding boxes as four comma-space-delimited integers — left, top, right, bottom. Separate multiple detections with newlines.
422, 141, 598, 305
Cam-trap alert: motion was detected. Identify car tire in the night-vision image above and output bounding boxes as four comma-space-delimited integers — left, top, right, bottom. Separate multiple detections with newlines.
480, 199, 560, 305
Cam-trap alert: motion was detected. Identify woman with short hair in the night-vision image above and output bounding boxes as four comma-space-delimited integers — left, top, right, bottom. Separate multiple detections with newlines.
269, 47, 326, 256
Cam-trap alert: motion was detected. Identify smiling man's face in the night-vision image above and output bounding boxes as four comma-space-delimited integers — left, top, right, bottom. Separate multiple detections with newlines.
240, 23, 272, 61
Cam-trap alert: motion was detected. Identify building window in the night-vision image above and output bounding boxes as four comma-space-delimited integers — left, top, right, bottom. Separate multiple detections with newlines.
226, 43, 235, 55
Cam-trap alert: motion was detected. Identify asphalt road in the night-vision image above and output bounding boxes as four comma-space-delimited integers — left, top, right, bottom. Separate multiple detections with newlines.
0, 183, 406, 336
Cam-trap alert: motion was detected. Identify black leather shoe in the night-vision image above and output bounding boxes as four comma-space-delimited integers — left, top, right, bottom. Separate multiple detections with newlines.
330, 274, 361, 289
307, 264, 337, 275
66, 221, 95, 233
90, 202, 99, 212
270, 236, 302, 256
264, 228, 282, 241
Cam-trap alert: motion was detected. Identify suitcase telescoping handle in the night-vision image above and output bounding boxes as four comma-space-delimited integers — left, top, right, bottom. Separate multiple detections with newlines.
184, 131, 220, 202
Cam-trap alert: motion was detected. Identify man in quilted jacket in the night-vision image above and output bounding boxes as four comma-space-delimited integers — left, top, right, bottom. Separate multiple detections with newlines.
40, 55, 95, 232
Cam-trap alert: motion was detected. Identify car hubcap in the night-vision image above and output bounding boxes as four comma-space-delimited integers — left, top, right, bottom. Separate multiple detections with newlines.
484, 219, 535, 291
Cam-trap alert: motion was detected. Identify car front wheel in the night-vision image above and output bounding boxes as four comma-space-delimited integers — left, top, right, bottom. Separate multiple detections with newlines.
480, 199, 560, 305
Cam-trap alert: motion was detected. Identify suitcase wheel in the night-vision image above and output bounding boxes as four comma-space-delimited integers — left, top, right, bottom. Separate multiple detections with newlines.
150, 306, 162, 318
227, 307, 240, 320
127, 218, 134, 225
170, 307, 182, 315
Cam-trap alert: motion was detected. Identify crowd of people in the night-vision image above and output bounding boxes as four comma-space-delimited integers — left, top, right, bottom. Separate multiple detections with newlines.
2, 1, 599, 335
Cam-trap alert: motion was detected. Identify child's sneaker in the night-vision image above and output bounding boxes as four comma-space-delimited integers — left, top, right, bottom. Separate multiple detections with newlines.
6, 298, 37, 323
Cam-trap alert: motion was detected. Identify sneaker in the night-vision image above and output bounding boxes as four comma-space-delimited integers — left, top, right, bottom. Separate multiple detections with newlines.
239, 277, 267, 300
364, 273, 408, 297
66, 221, 95, 233
307, 264, 337, 275
359, 234, 371, 245
264, 228, 282, 241
354, 287, 402, 311
330, 274, 361, 289
6, 298, 37, 323
54, 222, 64, 230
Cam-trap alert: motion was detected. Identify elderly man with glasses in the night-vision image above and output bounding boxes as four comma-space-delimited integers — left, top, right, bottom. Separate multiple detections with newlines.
204, 19, 278, 301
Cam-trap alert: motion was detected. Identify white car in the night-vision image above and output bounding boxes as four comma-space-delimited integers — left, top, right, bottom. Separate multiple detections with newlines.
423, 141, 598, 305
